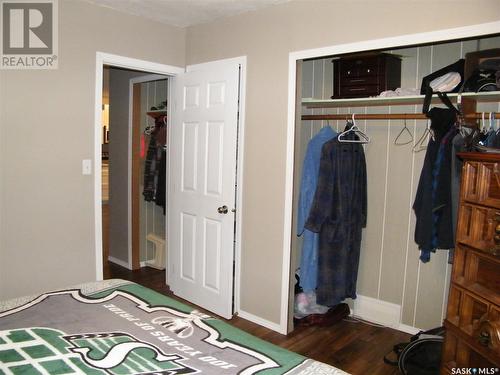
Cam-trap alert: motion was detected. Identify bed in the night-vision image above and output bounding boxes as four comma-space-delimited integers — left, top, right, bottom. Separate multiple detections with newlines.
0, 280, 348, 374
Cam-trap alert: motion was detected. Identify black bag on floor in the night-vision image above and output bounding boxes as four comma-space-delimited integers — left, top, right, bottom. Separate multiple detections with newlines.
384, 326, 444, 375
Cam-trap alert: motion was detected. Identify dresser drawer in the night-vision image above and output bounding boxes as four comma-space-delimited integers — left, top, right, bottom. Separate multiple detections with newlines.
442, 329, 499, 370
462, 161, 500, 208
473, 308, 500, 355
462, 162, 482, 203
338, 84, 380, 98
456, 204, 476, 247
452, 246, 500, 304
456, 204, 500, 256
340, 61, 379, 78
480, 162, 500, 208
461, 250, 500, 304
460, 292, 489, 336
471, 206, 498, 255
339, 75, 380, 86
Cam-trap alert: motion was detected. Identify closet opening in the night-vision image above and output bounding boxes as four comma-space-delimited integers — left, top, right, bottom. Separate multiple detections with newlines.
287, 30, 500, 334
101, 65, 170, 284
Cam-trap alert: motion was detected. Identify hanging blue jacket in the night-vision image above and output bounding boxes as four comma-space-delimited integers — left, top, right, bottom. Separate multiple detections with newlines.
297, 126, 337, 292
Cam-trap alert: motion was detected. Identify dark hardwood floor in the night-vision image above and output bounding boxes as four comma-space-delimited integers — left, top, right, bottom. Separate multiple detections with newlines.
105, 262, 410, 374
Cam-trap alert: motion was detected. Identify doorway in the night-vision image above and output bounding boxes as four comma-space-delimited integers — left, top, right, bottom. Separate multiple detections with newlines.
101, 67, 169, 278
94, 53, 247, 320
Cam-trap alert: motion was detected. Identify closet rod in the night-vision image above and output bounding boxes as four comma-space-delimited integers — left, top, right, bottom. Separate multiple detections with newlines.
302, 112, 500, 121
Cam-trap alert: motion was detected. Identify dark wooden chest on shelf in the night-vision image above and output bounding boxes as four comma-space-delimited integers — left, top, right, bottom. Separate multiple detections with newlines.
441, 153, 500, 374
331, 53, 401, 99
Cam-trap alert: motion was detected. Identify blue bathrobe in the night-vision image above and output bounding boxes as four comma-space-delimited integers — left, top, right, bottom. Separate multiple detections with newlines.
297, 126, 337, 292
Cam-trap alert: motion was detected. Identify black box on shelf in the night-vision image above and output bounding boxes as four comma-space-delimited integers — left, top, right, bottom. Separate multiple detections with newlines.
331, 53, 402, 99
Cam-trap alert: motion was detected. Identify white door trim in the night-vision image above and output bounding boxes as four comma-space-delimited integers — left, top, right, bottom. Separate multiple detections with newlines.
94, 52, 183, 280
282, 21, 500, 333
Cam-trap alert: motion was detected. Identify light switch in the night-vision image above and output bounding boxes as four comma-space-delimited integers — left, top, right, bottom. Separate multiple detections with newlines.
82, 159, 92, 175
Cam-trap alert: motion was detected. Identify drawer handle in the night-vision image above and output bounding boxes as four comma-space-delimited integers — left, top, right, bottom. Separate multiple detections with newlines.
348, 88, 367, 92
479, 331, 491, 347
349, 79, 365, 83
475, 319, 500, 351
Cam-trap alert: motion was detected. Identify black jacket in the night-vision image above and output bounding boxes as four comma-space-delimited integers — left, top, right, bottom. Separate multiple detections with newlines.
413, 108, 456, 260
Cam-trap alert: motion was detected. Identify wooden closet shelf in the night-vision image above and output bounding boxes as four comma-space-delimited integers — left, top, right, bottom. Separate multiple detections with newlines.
302, 91, 500, 109
302, 112, 500, 121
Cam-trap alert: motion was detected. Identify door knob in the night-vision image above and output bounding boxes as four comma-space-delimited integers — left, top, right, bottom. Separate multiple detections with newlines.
217, 205, 228, 214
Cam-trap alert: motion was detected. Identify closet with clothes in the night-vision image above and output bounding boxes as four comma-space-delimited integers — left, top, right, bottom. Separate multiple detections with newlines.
139, 80, 169, 270
290, 34, 500, 333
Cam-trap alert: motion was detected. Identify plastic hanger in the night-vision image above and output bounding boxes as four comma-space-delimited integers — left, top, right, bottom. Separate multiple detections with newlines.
412, 119, 433, 153
394, 118, 413, 146
481, 112, 487, 134
337, 114, 370, 143
144, 124, 154, 136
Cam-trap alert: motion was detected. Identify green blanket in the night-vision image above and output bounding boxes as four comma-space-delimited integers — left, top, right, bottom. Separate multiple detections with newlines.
0, 280, 347, 375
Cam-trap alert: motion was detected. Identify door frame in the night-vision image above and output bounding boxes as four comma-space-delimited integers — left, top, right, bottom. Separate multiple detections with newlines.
94, 52, 183, 280
281, 21, 500, 333
94, 52, 247, 317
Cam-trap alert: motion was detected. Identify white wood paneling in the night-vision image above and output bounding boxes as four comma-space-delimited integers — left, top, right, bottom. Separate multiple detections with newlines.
294, 35, 500, 331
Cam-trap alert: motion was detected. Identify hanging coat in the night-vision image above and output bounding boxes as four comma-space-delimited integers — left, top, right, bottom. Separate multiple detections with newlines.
297, 126, 337, 292
305, 132, 367, 306
413, 107, 456, 262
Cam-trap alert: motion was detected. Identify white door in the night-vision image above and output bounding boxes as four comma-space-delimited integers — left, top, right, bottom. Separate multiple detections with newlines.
169, 61, 239, 319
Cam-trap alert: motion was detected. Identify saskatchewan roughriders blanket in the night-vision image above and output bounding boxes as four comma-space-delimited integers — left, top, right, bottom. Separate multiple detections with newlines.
0, 280, 347, 375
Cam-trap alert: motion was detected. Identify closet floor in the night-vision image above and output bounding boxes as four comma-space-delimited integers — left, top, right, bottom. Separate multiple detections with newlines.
105, 262, 409, 375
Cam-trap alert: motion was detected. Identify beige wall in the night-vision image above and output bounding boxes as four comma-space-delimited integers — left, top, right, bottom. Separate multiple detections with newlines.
186, 0, 500, 325
0, 0, 185, 299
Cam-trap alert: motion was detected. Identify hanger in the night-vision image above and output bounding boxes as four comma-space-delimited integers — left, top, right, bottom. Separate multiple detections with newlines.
337, 114, 370, 143
162, 115, 168, 126
412, 119, 433, 153
394, 118, 413, 146
481, 112, 487, 134
144, 124, 154, 136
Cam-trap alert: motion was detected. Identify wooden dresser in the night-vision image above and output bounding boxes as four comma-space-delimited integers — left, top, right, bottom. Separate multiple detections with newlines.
441, 153, 500, 373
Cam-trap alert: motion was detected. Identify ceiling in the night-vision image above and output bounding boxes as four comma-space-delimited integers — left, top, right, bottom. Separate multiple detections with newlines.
83, 0, 291, 28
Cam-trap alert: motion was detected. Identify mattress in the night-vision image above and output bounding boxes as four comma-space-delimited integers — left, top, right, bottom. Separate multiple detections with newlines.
0, 280, 348, 374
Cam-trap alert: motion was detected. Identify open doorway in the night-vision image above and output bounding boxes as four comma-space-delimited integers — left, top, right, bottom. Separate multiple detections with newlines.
94, 53, 247, 320
101, 66, 169, 281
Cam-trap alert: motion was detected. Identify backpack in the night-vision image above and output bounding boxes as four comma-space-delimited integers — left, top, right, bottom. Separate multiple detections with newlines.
384, 326, 445, 375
